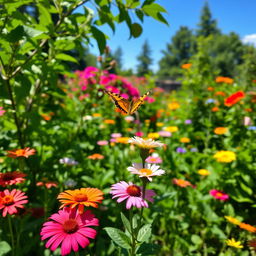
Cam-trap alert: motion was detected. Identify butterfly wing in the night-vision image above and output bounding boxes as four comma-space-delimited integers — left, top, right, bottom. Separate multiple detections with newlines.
104, 90, 130, 114
130, 91, 150, 114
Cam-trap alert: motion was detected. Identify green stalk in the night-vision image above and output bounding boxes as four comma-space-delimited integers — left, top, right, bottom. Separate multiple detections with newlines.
8, 215, 15, 256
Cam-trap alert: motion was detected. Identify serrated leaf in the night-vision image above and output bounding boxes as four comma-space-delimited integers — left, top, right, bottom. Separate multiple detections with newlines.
0, 241, 11, 256
131, 23, 142, 38
137, 224, 152, 242
55, 53, 78, 63
120, 212, 131, 234
91, 26, 106, 54
104, 227, 131, 249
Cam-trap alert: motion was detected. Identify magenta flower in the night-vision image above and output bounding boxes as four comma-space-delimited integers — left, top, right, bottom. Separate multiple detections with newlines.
41, 208, 99, 256
110, 181, 155, 209
209, 189, 229, 201
0, 107, 6, 116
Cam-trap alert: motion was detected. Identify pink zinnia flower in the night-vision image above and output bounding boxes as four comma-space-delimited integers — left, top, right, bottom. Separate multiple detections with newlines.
158, 131, 172, 137
41, 208, 99, 256
97, 140, 108, 146
0, 171, 26, 187
111, 133, 122, 138
0, 189, 28, 217
110, 181, 155, 209
209, 189, 229, 201
135, 131, 144, 137
145, 156, 162, 164
0, 107, 6, 116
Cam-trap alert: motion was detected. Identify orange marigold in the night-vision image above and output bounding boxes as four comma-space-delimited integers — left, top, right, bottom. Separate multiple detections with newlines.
214, 127, 228, 135
57, 188, 104, 214
239, 222, 256, 233
116, 137, 130, 144
180, 137, 190, 143
211, 107, 219, 112
172, 178, 193, 188
87, 153, 104, 160
215, 91, 226, 97
7, 147, 36, 158
215, 76, 234, 84
104, 119, 115, 124
181, 63, 192, 69
207, 87, 214, 91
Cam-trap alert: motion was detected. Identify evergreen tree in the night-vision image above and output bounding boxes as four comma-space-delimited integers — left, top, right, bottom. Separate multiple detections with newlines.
136, 40, 153, 76
197, 2, 220, 37
113, 47, 123, 71
158, 26, 195, 78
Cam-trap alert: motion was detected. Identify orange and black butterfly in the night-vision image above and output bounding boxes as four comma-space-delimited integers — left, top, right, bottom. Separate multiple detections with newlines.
104, 90, 150, 115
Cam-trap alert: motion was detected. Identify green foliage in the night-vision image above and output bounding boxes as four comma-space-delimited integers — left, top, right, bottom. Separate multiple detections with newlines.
137, 40, 153, 76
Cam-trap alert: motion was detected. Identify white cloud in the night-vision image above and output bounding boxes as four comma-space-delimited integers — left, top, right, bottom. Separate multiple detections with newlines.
242, 34, 256, 47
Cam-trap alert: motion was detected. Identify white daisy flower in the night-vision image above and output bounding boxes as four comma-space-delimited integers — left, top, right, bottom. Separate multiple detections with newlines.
127, 163, 165, 181
128, 136, 164, 149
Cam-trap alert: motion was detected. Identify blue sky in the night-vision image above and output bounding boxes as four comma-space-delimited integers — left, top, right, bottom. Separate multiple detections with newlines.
82, 0, 256, 71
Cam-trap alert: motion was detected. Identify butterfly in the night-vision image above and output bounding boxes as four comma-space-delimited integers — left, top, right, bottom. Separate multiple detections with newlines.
104, 90, 150, 115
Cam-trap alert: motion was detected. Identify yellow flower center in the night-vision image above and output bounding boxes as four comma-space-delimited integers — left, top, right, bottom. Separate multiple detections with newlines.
74, 193, 88, 202
216, 192, 223, 197
139, 168, 153, 175
15, 149, 25, 156
63, 219, 79, 234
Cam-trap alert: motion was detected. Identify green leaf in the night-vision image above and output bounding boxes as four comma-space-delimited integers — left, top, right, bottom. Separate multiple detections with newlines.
91, 26, 106, 54
135, 9, 144, 22
120, 212, 131, 234
0, 241, 11, 256
23, 25, 44, 38
137, 224, 152, 242
104, 227, 131, 249
136, 243, 160, 255
131, 23, 142, 38
191, 234, 203, 245
142, 3, 167, 14
38, 4, 52, 28
6, 25, 24, 43
55, 53, 78, 63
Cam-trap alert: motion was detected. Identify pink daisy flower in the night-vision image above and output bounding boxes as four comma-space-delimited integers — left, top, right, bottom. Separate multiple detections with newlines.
127, 163, 165, 181
0, 189, 28, 217
158, 131, 172, 137
209, 189, 229, 201
145, 155, 163, 164
110, 181, 155, 209
40, 208, 99, 256
97, 140, 108, 146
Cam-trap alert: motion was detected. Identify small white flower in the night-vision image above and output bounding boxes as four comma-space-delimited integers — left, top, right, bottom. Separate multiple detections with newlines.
59, 157, 78, 166
83, 115, 93, 121
125, 116, 135, 122
128, 136, 164, 149
127, 163, 165, 181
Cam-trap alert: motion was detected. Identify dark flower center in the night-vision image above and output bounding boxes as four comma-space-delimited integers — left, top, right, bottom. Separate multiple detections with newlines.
74, 193, 88, 202
126, 185, 141, 197
63, 219, 79, 234
2, 173, 14, 181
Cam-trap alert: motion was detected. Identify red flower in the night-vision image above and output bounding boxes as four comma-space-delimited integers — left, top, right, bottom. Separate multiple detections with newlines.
224, 91, 245, 107
0, 171, 26, 187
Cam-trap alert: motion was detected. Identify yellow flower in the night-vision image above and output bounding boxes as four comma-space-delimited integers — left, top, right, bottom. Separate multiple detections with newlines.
126, 128, 133, 132
148, 133, 160, 139
168, 102, 180, 110
226, 238, 243, 249
180, 137, 190, 143
225, 216, 241, 225
213, 151, 236, 163
198, 169, 210, 176
92, 113, 101, 117
164, 126, 178, 133
104, 119, 115, 124
214, 127, 228, 135
156, 122, 164, 127
116, 137, 130, 144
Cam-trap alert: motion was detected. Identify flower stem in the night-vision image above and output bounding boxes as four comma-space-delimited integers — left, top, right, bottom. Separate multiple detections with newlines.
129, 210, 136, 256
75, 251, 80, 256
8, 215, 15, 256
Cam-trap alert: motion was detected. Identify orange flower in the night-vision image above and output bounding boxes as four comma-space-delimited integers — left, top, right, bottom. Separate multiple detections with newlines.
7, 147, 36, 158
41, 114, 52, 121
207, 87, 214, 91
172, 178, 193, 188
116, 137, 130, 144
180, 137, 190, 143
92, 113, 101, 117
214, 127, 228, 135
181, 63, 192, 69
168, 102, 180, 110
36, 181, 58, 189
224, 91, 245, 107
104, 119, 115, 124
57, 188, 104, 214
87, 153, 104, 160
215, 76, 234, 84
239, 222, 256, 233
211, 107, 219, 112
245, 108, 252, 112
215, 91, 226, 97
